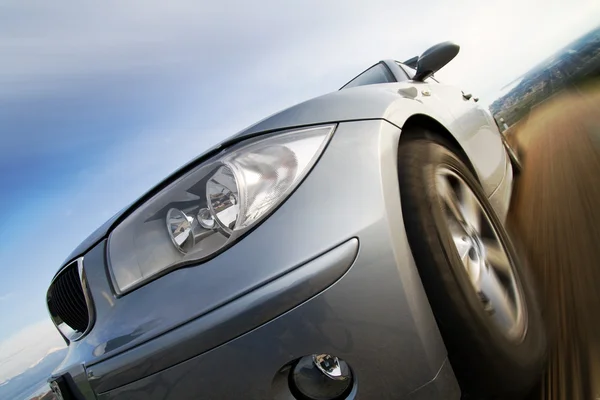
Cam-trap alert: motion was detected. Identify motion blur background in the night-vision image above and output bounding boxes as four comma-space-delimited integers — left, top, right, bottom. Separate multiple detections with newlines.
0, 1, 599, 399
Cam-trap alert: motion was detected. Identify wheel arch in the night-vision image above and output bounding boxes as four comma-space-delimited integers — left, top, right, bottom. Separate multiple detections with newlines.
399, 113, 480, 181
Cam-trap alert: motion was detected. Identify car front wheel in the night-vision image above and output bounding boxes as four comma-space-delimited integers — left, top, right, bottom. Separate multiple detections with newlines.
397, 130, 546, 399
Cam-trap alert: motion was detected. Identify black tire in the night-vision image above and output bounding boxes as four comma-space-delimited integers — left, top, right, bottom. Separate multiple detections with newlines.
504, 140, 523, 176
397, 130, 546, 399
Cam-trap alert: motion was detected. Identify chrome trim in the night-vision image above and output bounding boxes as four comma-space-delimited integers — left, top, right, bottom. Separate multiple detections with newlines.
312, 354, 350, 381
47, 257, 96, 342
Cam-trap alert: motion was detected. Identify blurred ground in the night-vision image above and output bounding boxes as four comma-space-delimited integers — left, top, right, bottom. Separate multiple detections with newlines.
505, 84, 600, 400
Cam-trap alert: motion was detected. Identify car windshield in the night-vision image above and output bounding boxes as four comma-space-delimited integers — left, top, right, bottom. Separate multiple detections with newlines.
341, 63, 395, 89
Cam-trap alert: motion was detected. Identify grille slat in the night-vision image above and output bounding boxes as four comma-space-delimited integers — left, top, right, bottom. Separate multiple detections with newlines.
63, 269, 87, 328
47, 260, 91, 337
51, 280, 72, 325
60, 275, 86, 329
66, 267, 89, 329
56, 276, 82, 329
68, 268, 87, 309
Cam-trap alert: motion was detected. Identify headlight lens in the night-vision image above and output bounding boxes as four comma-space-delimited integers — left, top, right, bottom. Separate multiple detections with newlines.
108, 125, 335, 294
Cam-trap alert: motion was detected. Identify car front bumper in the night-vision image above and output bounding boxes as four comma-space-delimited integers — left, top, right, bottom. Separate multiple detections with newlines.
53, 120, 461, 399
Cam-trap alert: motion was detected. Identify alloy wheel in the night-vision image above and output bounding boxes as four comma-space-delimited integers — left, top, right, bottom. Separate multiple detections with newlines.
435, 166, 527, 342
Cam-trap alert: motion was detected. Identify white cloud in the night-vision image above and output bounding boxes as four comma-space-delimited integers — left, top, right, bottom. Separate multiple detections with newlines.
28, 347, 65, 369
0, 320, 65, 384
2, 0, 598, 103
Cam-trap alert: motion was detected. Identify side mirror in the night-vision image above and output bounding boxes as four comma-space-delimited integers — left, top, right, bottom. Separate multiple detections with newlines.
414, 42, 460, 81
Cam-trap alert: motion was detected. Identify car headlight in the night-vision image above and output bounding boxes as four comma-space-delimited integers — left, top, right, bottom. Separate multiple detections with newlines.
108, 125, 335, 294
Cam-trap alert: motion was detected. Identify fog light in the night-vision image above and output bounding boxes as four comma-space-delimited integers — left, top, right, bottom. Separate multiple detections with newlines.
290, 354, 352, 400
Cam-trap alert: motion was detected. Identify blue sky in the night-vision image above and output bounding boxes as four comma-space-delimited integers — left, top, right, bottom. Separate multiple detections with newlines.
1, 0, 599, 383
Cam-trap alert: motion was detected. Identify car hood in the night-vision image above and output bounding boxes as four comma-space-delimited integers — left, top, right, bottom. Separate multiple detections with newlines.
60, 84, 405, 269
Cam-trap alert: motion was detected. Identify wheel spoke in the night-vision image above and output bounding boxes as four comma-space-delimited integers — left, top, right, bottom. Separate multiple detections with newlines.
483, 239, 512, 275
459, 182, 481, 233
436, 175, 466, 226
466, 255, 482, 287
479, 265, 517, 329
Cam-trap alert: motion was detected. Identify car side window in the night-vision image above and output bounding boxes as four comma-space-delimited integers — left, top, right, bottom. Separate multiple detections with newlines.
397, 62, 439, 83
341, 63, 396, 89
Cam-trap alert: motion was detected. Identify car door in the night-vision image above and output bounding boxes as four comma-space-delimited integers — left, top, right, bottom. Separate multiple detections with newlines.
397, 63, 506, 196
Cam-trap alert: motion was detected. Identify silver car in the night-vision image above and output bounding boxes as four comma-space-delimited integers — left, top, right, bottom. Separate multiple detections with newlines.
46, 42, 546, 400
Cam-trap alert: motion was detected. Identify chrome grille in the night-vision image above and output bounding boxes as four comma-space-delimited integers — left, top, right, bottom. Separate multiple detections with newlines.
47, 258, 93, 340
